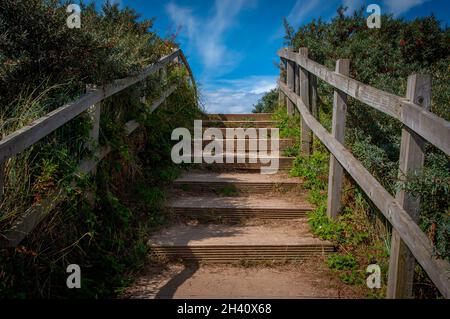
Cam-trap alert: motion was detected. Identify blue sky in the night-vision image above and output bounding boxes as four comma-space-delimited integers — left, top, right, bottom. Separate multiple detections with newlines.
94, 0, 450, 113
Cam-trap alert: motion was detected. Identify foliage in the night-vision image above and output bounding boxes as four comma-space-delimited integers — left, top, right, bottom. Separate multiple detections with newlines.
0, 0, 201, 298
279, 5, 449, 297
252, 88, 279, 113
272, 106, 301, 139
327, 253, 358, 270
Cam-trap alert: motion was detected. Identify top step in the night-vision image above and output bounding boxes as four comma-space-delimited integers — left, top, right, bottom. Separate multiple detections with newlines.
207, 113, 273, 121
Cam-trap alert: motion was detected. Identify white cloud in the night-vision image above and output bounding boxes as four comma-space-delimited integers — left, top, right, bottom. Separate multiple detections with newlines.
201, 75, 277, 114
271, 0, 321, 40
165, 3, 198, 40
165, 0, 250, 77
382, 0, 431, 17
286, 0, 322, 26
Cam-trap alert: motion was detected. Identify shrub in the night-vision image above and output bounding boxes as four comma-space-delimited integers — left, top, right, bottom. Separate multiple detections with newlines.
0, 0, 201, 298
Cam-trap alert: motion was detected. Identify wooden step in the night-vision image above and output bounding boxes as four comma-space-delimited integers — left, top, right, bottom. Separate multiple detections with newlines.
207, 113, 273, 121
166, 195, 313, 221
194, 154, 294, 171
174, 171, 301, 193
196, 128, 278, 138
192, 138, 295, 152
203, 120, 277, 128
149, 222, 333, 263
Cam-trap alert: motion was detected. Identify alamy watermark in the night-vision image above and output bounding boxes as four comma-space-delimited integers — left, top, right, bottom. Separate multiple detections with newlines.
367, 4, 381, 29
66, 264, 81, 289
171, 120, 280, 174
366, 264, 381, 289
67, 4, 81, 29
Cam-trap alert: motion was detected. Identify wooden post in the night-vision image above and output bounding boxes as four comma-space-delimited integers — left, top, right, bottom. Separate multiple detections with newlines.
286, 48, 295, 116
294, 62, 301, 116
160, 67, 168, 106
310, 74, 318, 119
86, 85, 101, 175
0, 134, 4, 202
326, 59, 350, 219
278, 58, 286, 107
387, 74, 431, 299
140, 83, 146, 104
161, 66, 167, 86
0, 161, 4, 202
299, 48, 311, 155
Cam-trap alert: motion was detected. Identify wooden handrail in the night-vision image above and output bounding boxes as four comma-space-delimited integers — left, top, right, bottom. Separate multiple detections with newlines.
0, 48, 195, 247
178, 50, 198, 100
279, 80, 450, 298
0, 49, 192, 163
278, 46, 450, 298
278, 48, 450, 156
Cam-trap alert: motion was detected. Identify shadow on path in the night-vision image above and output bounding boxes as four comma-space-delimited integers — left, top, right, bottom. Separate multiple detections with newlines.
154, 262, 199, 299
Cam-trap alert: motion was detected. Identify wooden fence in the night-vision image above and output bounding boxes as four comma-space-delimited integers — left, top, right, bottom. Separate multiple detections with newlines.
0, 48, 195, 248
278, 47, 450, 299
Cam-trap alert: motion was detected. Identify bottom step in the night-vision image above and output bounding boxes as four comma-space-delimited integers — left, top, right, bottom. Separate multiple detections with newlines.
151, 246, 333, 263
149, 222, 334, 263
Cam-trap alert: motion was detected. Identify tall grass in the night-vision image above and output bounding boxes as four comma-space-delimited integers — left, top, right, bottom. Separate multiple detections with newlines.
0, 1, 202, 298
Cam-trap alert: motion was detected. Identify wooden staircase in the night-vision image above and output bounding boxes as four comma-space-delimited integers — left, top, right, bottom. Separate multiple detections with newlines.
149, 114, 334, 263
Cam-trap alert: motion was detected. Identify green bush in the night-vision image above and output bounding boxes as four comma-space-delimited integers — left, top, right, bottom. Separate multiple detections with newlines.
327, 253, 358, 270
283, 6, 449, 263
252, 88, 278, 113
274, 5, 449, 297
0, 0, 201, 298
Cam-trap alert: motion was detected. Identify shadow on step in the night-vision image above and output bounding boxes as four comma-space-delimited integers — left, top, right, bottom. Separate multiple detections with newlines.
150, 224, 239, 299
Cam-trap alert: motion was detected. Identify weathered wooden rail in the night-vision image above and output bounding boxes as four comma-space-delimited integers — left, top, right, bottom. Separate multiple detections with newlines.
0, 48, 195, 248
278, 47, 450, 299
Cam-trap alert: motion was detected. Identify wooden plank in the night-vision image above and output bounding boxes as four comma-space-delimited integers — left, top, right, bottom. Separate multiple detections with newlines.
178, 50, 198, 99
85, 85, 102, 176
0, 50, 180, 164
294, 61, 300, 116
277, 48, 450, 156
278, 59, 287, 107
0, 134, 4, 201
286, 48, 295, 116
0, 85, 178, 248
149, 84, 178, 113
299, 48, 311, 155
387, 74, 431, 298
279, 80, 450, 298
309, 73, 318, 119
0, 162, 4, 202
327, 59, 350, 219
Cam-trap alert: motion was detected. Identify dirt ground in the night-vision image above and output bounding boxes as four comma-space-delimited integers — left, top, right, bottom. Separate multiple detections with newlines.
122, 257, 366, 299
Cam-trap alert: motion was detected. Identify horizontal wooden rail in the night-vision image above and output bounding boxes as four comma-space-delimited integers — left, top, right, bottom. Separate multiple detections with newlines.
0, 45, 196, 247
278, 48, 450, 156
178, 50, 198, 100
279, 80, 450, 298
0, 83, 179, 248
0, 50, 181, 164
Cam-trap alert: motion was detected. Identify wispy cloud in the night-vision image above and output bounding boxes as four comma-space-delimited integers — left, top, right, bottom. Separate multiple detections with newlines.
271, 0, 322, 40
286, 0, 322, 26
382, 0, 431, 17
166, 0, 251, 78
202, 75, 277, 114
341, 0, 430, 17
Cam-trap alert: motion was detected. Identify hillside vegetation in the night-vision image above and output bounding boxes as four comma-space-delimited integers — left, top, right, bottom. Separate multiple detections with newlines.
0, 0, 200, 298
254, 7, 449, 298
